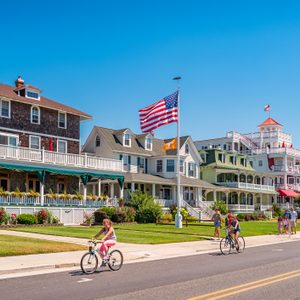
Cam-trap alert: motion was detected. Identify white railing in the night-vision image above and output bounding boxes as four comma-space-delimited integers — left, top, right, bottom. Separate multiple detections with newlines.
0, 144, 123, 172
260, 204, 273, 211
155, 198, 176, 207
228, 204, 255, 211
276, 183, 300, 192
0, 195, 119, 207
217, 182, 276, 192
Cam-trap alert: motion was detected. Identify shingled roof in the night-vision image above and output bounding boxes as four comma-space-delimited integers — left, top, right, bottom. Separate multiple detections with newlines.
0, 83, 91, 120
93, 126, 190, 156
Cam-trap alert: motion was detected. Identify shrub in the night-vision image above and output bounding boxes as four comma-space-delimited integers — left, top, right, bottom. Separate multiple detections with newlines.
129, 191, 162, 223
272, 204, 284, 217
17, 214, 37, 225
172, 207, 189, 220
237, 212, 267, 222
0, 208, 9, 225
236, 213, 245, 221
35, 209, 48, 224
121, 206, 136, 222
94, 210, 109, 224
159, 213, 173, 223
186, 216, 198, 223
211, 200, 228, 215
100, 207, 116, 219
52, 216, 60, 224
111, 211, 126, 223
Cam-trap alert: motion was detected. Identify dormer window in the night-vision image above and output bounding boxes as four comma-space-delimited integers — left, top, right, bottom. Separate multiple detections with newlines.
58, 112, 67, 129
95, 136, 101, 147
185, 144, 189, 154
124, 133, 131, 147
26, 90, 40, 99
31, 106, 40, 124
145, 137, 152, 150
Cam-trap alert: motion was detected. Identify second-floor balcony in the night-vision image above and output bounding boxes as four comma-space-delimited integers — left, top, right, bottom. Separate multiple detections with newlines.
217, 181, 276, 192
0, 144, 123, 173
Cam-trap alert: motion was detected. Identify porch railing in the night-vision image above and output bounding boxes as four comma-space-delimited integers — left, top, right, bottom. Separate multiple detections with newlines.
0, 144, 123, 172
217, 182, 276, 192
0, 195, 119, 207
228, 204, 255, 211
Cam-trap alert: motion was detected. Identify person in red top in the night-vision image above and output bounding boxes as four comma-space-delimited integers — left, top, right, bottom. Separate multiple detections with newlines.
225, 211, 234, 227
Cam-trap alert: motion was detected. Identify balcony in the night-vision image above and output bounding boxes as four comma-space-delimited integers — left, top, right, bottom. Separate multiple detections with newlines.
217, 181, 276, 192
272, 165, 300, 174
276, 183, 300, 192
0, 144, 123, 172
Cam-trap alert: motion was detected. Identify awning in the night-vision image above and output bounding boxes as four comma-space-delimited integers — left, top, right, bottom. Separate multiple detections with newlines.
0, 161, 124, 188
278, 189, 299, 197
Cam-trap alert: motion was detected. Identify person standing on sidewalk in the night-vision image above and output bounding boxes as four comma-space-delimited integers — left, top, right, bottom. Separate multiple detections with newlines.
212, 209, 222, 240
290, 208, 298, 235
283, 209, 291, 235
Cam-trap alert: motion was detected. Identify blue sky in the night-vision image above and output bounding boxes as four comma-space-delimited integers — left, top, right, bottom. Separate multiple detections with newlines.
1, 1, 300, 145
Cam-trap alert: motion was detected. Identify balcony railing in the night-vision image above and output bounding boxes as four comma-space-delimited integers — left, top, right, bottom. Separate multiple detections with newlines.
0, 195, 119, 207
276, 183, 300, 192
217, 182, 276, 192
0, 144, 123, 172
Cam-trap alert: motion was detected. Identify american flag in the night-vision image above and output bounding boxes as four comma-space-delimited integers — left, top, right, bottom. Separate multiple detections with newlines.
139, 91, 178, 133
264, 104, 270, 112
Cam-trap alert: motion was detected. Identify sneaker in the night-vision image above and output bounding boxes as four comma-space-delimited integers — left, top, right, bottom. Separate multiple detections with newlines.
101, 260, 108, 267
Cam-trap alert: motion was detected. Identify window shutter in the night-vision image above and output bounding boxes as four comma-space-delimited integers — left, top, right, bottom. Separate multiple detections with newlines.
119, 154, 123, 161
137, 157, 140, 172
145, 158, 148, 173
128, 156, 131, 171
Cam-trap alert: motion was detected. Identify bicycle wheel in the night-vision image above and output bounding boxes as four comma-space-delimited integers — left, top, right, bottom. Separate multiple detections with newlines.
108, 250, 123, 271
220, 237, 231, 255
236, 236, 245, 253
80, 252, 98, 274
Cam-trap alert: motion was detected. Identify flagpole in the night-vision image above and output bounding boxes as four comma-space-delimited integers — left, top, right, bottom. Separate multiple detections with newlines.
173, 76, 182, 229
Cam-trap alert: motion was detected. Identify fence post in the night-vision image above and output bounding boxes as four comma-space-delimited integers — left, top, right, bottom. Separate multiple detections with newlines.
41, 147, 45, 163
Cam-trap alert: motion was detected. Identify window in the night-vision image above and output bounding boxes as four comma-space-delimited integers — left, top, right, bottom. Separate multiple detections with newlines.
0, 133, 18, 147
95, 136, 101, 147
241, 158, 245, 166
223, 144, 227, 150
258, 160, 263, 167
0, 100, 10, 118
120, 154, 131, 171
167, 159, 175, 172
188, 163, 196, 177
58, 112, 67, 129
156, 160, 163, 173
138, 157, 145, 173
26, 90, 39, 99
31, 106, 40, 124
180, 160, 184, 172
29, 136, 41, 150
249, 161, 253, 167
145, 137, 152, 150
185, 144, 189, 154
57, 140, 67, 153
124, 133, 131, 147
200, 153, 206, 163
230, 156, 237, 165
218, 153, 225, 163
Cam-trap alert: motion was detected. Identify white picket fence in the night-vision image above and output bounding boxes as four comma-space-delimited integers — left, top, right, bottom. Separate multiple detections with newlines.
3, 206, 97, 225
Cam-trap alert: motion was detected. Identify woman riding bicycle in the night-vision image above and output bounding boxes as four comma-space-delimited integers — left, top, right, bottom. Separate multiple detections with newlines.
228, 215, 240, 246
93, 219, 117, 262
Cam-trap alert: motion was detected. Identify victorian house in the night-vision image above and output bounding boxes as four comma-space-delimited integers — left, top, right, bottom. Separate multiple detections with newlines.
0, 77, 124, 206
82, 126, 217, 219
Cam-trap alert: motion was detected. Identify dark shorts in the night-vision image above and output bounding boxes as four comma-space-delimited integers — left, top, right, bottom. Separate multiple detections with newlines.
214, 221, 221, 228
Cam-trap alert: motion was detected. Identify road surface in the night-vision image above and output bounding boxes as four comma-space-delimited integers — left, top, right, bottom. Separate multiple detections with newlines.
1, 240, 300, 299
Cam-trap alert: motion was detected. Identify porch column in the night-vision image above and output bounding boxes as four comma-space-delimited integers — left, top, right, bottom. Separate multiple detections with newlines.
131, 182, 135, 192
237, 192, 241, 209
152, 183, 156, 198
213, 190, 217, 202
83, 184, 87, 206
92, 184, 96, 196
97, 179, 102, 197
120, 186, 124, 199
110, 183, 115, 198
225, 192, 229, 205
40, 182, 45, 206
198, 187, 203, 206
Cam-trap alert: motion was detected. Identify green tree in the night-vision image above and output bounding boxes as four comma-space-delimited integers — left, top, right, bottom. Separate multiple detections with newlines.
211, 200, 228, 215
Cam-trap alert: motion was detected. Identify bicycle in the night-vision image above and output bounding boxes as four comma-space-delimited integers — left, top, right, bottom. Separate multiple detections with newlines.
220, 229, 245, 255
80, 240, 123, 274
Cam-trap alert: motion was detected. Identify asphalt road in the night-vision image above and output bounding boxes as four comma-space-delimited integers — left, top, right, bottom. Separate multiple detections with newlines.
2, 240, 300, 300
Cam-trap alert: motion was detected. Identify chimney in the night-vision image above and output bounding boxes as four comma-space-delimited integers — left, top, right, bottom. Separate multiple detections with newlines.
15, 76, 24, 88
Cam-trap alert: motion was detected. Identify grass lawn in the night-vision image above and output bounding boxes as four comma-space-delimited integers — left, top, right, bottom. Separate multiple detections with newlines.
5, 220, 295, 244
0, 235, 85, 257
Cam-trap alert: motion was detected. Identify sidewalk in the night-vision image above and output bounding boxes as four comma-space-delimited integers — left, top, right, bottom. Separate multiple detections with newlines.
1, 230, 300, 279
